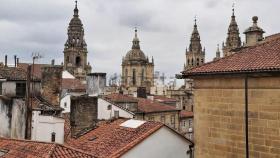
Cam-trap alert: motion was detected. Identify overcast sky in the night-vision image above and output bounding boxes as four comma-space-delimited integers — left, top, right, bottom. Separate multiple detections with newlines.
0, 0, 279, 77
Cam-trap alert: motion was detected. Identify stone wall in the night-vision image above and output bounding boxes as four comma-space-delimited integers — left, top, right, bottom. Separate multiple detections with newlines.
41, 66, 63, 105
70, 96, 98, 138
193, 76, 280, 158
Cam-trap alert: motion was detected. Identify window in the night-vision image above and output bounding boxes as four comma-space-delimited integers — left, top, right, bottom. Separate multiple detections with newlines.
161, 115, 165, 123
125, 69, 128, 84
64, 102, 67, 108
141, 68, 145, 82
66, 56, 70, 63
75, 56, 81, 66
16, 83, 26, 97
148, 116, 154, 121
183, 120, 186, 127
197, 58, 199, 66
51, 132, 56, 142
0, 82, 2, 95
171, 115, 175, 127
189, 119, 192, 127
114, 110, 119, 118
132, 69, 136, 85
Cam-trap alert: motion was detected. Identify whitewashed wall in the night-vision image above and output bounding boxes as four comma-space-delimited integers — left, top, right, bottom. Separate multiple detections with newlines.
60, 94, 71, 113
31, 111, 65, 144
98, 98, 134, 120
122, 126, 192, 158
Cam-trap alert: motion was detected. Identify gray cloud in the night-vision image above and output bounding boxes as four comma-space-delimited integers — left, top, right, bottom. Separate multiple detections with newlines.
0, 0, 279, 78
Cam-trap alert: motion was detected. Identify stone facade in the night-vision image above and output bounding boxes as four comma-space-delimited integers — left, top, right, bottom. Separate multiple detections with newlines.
63, 1, 91, 79
193, 75, 280, 158
121, 29, 154, 94
244, 16, 265, 46
135, 111, 180, 131
70, 96, 98, 138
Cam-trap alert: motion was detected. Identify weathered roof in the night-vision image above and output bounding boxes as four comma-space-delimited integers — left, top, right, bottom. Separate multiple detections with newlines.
65, 119, 163, 158
18, 63, 50, 79
104, 93, 138, 103
31, 95, 63, 111
137, 98, 180, 113
182, 34, 280, 76
0, 67, 28, 81
154, 95, 177, 102
62, 79, 86, 91
0, 137, 95, 158
180, 110, 194, 118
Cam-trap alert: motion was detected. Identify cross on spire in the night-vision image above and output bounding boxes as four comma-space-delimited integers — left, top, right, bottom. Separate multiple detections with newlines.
232, 2, 235, 16
194, 15, 197, 25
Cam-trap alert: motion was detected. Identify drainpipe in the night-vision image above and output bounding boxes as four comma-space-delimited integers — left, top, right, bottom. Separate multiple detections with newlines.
244, 75, 249, 158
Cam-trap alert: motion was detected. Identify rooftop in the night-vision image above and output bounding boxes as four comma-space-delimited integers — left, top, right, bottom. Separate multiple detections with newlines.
182, 33, 280, 76
180, 110, 194, 118
0, 67, 29, 81
65, 119, 163, 158
0, 137, 95, 158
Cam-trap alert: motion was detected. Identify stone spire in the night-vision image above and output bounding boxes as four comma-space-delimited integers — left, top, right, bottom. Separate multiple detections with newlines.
223, 6, 241, 57
189, 17, 202, 53
214, 44, 221, 61
132, 28, 140, 49
244, 16, 265, 46
185, 17, 205, 70
74, 0, 78, 17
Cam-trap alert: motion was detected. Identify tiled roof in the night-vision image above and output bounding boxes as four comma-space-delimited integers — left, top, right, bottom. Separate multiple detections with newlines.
31, 95, 63, 111
0, 67, 28, 81
18, 63, 50, 79
62, 79, 86, 91
182, 34, 280, 76
0, 137, 95, 158
180, 110, 193, 118
137, 98, 179, 113
104, 93, 138, 103
154, 95, 177, 102
105, 94, 179, 113
65, 119, 163, 158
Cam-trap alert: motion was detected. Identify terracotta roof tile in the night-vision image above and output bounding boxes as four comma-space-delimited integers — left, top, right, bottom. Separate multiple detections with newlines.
18, 63, 49, 79
0, 67, 28, 81
182, 34, 280, 76
137, 98, 179, 113
62, 79, 86, 91
0, 137, 95, 158
65, 119, 163, 158
104, 93, 138, 103
180, 110, 193, 118
154, 95, 177, 102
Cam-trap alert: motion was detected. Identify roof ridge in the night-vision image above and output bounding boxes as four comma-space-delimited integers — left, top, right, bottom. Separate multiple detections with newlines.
109, 123, 164, 157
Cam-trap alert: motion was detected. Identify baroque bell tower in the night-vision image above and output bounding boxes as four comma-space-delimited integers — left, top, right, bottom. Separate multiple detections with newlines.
63, 1, 92, 79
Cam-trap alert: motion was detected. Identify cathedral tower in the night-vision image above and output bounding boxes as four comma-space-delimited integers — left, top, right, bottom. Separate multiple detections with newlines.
222, 7, 241, 57
63, 1, 92, 79
213, 44, 221, 61
185, 18, 205, 70
122, 28, 154, 94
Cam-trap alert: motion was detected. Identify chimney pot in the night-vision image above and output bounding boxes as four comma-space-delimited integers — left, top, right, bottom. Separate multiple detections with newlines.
5, 55, 7, 67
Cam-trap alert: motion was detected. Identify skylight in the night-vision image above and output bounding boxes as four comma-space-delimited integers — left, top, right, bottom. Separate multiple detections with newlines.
120, 119, 146, 128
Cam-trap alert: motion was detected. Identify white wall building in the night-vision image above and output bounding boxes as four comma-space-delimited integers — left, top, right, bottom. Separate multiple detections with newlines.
98, 98, 134, 120
60, 94, 71, 113
31, 111, 65, 144
122, 125, 193, 158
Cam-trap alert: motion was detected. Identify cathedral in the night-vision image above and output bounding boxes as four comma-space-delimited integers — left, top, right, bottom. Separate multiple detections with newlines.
63, 1, 92, 79
121, 29, 154, 94
185, 18, 205, 70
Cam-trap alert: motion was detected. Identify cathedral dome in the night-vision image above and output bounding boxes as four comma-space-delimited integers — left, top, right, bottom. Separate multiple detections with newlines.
123, 29, 148, 62
125, 49, 147, 61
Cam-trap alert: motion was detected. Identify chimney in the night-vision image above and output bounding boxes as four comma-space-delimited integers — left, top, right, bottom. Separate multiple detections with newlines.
4, 55, 7, 67
70, 96, 98, 138
51, 59, 55, 66
86, 73, 106, 96
14, 55, 17, 67
17, 58, 19, 66
41, 65, 63, 105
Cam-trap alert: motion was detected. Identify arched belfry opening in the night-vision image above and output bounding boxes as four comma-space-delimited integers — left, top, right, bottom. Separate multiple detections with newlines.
76, 56, 81, 66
